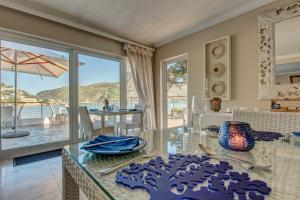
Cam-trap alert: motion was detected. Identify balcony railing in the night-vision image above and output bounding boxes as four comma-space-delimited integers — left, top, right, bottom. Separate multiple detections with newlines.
1, 96, 187, 120
167, 96, 187, 114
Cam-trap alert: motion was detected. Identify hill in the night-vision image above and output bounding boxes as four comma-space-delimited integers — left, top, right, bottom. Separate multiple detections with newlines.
2, 80, 186, 104
0, 83, 39, 103
36, 82, 122, 103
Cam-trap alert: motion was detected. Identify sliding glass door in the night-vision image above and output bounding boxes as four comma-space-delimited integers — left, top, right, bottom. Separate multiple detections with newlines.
0, 32, 138, 156
0, 39, 70, 150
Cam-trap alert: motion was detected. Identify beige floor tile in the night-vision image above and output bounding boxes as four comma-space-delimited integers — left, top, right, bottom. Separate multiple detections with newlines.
48, 158, 62, 172
0, 188, 5, 200
1, 175, 59, 200
0, 156, 88, 200
5, 163, 53, 186
0, 160, 10, 188
36, 191, 62, 200
51, 168, 62, 191
80, 190, 89, 200
0, 166, 7, 186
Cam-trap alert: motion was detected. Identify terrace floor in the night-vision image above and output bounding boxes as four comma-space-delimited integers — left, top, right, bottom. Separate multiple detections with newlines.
168, 118, 185, 128
1, 123, 69, 150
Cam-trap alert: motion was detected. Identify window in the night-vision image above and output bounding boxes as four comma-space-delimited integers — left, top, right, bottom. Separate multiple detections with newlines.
0, 30, 140, 154
78, 53, 120, 109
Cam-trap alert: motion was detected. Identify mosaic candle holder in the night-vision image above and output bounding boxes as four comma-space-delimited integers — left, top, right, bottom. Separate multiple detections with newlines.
218, 121, 255, 151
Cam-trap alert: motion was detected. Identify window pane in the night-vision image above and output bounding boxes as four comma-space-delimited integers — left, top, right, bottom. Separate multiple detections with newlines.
78, 53, 120, 138
0, 40, 69, 150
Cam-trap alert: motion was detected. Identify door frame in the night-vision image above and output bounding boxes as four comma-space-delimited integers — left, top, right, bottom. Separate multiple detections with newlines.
161, 54, 188, 129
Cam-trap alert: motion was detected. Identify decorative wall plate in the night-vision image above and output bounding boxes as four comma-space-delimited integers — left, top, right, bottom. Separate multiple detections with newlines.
204, 35, 231, 100
211, 63, 226, 77
211, 81, 226, 96
211, 43, 225, 58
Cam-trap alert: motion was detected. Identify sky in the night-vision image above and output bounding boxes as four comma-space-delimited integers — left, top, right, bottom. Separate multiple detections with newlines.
1, 41, 120, 95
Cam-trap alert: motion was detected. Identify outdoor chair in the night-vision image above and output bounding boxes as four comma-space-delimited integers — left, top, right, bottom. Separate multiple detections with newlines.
50, 105, 68, 124
1, 106, 13, 128
116, 102, 145, 135
16, 105, 24, 127
79, 106, 103, 140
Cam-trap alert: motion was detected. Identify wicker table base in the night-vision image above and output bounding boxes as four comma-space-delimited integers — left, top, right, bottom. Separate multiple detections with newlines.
62, 149, 111, 200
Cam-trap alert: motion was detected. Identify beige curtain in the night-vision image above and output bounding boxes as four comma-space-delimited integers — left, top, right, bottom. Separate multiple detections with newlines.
124, 44, 156, 130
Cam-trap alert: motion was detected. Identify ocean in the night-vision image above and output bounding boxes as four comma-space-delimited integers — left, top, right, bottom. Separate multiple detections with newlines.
6, 98, 187, 119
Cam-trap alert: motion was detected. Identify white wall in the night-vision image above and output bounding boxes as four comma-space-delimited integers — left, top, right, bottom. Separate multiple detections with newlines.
154, 0, 296, 129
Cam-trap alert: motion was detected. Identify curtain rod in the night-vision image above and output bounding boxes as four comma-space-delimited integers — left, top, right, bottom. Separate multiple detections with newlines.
0, 2, 155, 52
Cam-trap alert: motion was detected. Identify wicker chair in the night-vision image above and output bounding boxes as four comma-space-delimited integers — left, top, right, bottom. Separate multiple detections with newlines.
233, 110, 300, 136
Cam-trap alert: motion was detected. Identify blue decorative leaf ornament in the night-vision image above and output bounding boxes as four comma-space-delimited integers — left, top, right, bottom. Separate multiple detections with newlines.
116, 154, 271, 200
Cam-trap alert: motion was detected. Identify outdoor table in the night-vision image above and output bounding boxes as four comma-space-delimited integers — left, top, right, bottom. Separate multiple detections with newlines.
62, 128, 300, 200
89, 110, 143, 134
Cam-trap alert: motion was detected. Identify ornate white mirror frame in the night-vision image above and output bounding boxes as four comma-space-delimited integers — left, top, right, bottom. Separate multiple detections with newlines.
258, 1, 300, 100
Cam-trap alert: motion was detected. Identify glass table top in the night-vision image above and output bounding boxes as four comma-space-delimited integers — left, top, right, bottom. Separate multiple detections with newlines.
64, 128, 300, 200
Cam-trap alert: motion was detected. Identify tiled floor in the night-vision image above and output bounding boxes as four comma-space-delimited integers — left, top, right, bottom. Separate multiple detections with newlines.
0, 156, 87, 200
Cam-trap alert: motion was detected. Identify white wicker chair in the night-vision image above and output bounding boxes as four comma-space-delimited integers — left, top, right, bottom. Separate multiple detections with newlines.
233, 110, 300, 136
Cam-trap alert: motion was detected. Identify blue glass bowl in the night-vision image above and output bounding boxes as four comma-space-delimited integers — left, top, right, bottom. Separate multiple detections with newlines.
218, 121, 255, 152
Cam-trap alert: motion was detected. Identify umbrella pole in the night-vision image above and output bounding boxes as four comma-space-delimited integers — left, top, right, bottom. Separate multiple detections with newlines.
13, 51, 18, 130
2, 50, 30, 138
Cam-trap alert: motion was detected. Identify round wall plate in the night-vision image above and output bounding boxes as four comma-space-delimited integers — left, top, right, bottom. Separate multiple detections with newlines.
211, 81, 226, 96
211, 43, 225, 58
211, 63, 226, 77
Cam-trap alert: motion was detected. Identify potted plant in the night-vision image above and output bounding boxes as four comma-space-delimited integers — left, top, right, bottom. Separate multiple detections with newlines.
210, 97, 222, 112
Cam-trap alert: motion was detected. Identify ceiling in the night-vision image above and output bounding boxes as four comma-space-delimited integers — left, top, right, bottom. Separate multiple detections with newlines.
0, 0, 274, 47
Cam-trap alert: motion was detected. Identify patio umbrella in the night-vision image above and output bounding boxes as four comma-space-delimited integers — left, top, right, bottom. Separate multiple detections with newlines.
0, 41, 70, 137
0, 44, 69, 77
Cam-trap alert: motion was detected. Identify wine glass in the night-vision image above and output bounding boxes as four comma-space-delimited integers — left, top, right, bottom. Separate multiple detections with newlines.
191, 95, 207, 133
199, 99, 208, 133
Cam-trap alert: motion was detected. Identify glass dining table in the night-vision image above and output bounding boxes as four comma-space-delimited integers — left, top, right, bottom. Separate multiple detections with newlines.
62, 127, 300, 200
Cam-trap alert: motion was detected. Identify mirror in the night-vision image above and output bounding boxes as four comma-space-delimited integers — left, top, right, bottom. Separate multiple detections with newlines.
275, 16, 300, 85
258, 1, 300, 100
